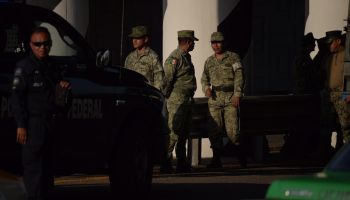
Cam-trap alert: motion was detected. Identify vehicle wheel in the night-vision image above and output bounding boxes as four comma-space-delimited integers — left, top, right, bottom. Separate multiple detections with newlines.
108, 117, 154, 197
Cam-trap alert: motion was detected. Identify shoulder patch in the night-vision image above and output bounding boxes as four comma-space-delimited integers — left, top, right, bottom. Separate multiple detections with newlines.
172, 59, 177, 65
232, 62, 242, 71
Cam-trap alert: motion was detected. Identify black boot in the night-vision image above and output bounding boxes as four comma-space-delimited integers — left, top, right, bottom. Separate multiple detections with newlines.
207, 148, 222, 168
160, 158, 174, 174
234, 144, 247, 168
176, 159, 192, 173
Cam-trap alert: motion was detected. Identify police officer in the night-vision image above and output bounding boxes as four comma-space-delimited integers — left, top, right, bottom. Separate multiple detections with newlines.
124, 25, 164, 90
11, 27, 70, 200
201, 32, 246, 168
161, 30, 198, 173
318, 30, 350, 160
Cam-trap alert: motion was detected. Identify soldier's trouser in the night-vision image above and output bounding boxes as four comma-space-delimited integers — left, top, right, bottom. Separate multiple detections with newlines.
208, 99, 239, 149
330, 91, 350, 143
166, 99, 192, 161
22, 117, 54, 200
319, 90, 335, 152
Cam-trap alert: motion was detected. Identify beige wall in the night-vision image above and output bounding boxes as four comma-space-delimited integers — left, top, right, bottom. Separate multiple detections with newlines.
305, 0, 349, 57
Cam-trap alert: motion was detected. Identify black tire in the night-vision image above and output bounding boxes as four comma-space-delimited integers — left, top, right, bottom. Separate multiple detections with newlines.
108, 115, 154, 197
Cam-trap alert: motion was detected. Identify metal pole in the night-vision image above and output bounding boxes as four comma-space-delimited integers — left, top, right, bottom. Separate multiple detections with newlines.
120, 0, 125, 65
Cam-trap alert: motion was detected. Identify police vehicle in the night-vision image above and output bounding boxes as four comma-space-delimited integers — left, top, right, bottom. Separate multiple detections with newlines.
0, 3, 165, 194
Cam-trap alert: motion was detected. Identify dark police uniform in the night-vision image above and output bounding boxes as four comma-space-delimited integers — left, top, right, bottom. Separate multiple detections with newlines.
11, 53, 62, 200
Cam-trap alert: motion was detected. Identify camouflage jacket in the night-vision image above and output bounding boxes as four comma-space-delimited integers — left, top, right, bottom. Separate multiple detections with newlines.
163, 48, 197, 98
124, 47, 164, 90
201, 51, 244, 97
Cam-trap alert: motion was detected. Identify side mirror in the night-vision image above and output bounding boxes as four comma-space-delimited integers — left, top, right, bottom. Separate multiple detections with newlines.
96, 49, 111, 68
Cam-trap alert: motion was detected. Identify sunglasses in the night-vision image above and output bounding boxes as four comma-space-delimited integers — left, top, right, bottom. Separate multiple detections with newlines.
31, 40, 52, 47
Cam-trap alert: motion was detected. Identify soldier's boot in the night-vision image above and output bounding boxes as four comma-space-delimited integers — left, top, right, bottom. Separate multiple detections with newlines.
160, 157, 174, 174
233, 144, 247, 168
206, 149, 222, 168
176, 158, 192, 173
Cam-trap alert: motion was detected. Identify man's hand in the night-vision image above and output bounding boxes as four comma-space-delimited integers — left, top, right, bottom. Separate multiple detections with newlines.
231, 96, 240, 108
345, 95, 350, 104
59, 80, 71, 89
16, 127, 27, 145
205, 88, 212, 97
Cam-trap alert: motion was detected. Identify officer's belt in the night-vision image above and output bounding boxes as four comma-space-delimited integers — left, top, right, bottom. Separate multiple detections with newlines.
212, 85, 234, 92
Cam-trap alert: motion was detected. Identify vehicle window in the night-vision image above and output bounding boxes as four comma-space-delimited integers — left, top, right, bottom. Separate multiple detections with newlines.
0, 24, 25, 56
34, 21, 77, 57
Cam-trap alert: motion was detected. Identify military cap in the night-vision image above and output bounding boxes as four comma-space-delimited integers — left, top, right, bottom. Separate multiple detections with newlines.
128, 25, 148, 38
211, 32, 224, 42
177, 30, 199, 41
325, 30, 342, 44
302, 32, 315, 45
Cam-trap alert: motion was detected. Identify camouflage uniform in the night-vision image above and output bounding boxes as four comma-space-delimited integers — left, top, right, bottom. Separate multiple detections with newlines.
124, 46, 164, 90
201, 51, 244, 148
163, 47, 197, 165
319, 31, 350, 158
325, 46, 350, 143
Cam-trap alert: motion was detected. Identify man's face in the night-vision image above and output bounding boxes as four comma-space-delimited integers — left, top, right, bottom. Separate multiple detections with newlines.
187, 40, 195, 52
329, 38, 341, 53
132, 36, 148, 50
30, 32, 51, 60
211, 41, 224, 54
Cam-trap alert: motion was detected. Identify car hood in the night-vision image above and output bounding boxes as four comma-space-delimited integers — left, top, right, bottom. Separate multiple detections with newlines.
0, 170, 26, 200
266, 171, 350, 200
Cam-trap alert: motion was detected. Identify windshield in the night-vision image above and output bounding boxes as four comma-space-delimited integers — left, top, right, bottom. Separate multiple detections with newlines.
35, 21, 78, 57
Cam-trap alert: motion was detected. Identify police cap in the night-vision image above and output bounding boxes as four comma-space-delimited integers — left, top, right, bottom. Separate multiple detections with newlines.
325, 30, 342, 44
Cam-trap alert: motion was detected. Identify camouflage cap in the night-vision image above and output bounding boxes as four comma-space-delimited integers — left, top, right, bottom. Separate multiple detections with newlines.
128, 26, 148, 38
177, 30, 199, 41
325, 30, 342, 44
211, 32, 224, 42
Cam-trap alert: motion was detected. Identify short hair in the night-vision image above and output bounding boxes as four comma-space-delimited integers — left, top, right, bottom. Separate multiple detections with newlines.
30, 26, 51, 40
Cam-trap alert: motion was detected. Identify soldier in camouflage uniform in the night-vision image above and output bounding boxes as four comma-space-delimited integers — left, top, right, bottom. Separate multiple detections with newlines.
319, 30, 350, 159
161, 30, 198, 173
125, 26, 169, 171
201, 32, 246, 168
124, 25, 164, 90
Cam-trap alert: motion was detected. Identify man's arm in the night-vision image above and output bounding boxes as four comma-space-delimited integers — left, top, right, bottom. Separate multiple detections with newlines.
232, 55, 244, 97
11, 66, 28, 144
162, 57, 177, 98
231, 55, 244, 108
152, 55, 165, 90
201, 59, 212, 97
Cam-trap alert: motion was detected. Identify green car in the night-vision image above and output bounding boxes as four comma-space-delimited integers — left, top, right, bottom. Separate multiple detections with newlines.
266, 144, 350, 200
